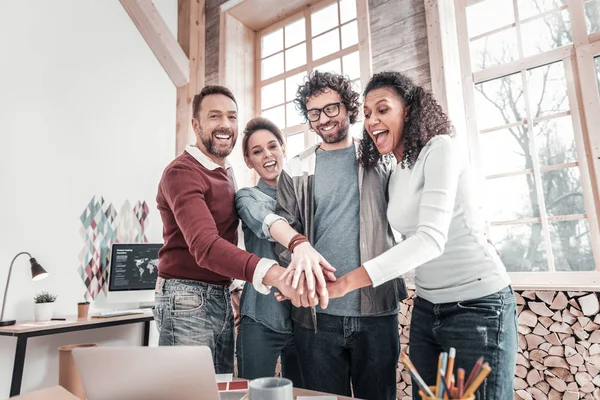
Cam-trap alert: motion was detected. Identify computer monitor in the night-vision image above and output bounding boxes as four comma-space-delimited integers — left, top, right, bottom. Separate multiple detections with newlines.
106, 243, 162, 304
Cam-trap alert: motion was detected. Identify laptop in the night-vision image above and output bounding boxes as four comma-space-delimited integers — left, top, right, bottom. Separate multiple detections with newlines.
72, 346, 246, 400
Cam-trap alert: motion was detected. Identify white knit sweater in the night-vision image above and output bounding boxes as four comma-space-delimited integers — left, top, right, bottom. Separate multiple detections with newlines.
363, 135, 510, 304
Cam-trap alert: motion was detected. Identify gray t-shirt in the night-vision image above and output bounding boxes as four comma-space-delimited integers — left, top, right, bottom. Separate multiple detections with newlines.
314, 144, 361, 316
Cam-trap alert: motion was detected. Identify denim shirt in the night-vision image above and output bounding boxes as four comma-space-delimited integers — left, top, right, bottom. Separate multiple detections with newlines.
234, 179, 292, 334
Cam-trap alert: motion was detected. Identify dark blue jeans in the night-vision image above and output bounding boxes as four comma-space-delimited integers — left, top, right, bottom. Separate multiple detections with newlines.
236, 316, 305, 387
153, 278, 235, 374
410, 286, 518, 400
294, 312, 399, 400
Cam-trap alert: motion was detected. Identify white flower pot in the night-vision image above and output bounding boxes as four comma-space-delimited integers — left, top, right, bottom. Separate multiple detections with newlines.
34, 302, 54, 322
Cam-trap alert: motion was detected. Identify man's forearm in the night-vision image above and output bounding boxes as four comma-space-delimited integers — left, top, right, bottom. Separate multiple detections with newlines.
269, 219, 301, 249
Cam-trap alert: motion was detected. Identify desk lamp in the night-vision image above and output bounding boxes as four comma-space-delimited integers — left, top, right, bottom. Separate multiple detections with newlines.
0, 252, 49, 326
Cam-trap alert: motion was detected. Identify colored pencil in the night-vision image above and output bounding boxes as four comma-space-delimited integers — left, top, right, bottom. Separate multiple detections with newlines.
438, 369, 452, 399
446, 348, 456, 388
435, 353, 443, 398
464, 362, 492, 397
457, 368, 465, 398
464, 356, 484, 389
400, 353, 435, 397
439, 352, 448, 399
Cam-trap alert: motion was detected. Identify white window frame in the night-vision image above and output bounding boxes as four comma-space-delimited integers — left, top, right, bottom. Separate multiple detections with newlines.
426, 0, 600, 289
255, 0, 372, 158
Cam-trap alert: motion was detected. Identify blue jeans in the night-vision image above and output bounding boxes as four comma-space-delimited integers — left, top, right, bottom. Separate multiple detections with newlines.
236, 316, 305, 387
293, 313, 399, 400
409, 286, 518, 400
153, 278, 235, 374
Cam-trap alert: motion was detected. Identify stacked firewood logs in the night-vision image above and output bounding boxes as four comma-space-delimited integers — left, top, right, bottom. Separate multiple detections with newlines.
395, 290, 600, 400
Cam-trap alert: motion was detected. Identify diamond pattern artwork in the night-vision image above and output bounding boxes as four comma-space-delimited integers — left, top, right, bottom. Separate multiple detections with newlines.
116, 200, 139, 243
134, 201, 149, 242
78, 196, 150, 300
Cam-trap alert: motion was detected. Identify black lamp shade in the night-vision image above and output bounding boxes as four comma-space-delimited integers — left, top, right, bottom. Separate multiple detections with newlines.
30, 258, 48, 281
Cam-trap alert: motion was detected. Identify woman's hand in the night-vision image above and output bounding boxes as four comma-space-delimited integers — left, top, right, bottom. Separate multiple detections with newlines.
279, 242, 336, 308
275, 268, 335, 308
326, 277, 350, 299
329, 267, 374, 299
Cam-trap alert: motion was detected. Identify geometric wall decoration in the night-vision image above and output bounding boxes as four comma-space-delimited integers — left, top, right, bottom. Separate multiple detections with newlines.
77, 196, 149, 300
134, 200, 149, 242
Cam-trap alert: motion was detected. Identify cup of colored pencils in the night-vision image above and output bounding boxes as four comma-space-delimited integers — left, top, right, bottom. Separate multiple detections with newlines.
400, 349, 491, 400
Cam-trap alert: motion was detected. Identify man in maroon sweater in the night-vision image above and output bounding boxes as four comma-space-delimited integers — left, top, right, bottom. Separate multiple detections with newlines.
154, 85, 307, 374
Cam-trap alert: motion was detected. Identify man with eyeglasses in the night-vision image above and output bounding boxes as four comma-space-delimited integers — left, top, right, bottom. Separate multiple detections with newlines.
264, 70, 408, 400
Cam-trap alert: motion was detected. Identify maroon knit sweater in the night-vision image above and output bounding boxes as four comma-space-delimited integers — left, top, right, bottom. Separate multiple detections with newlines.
156, 151, 260, 285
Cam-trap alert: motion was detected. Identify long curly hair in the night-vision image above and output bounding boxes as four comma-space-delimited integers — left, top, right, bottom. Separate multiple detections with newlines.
358, 72, 454, 169
294, 70, 360, 124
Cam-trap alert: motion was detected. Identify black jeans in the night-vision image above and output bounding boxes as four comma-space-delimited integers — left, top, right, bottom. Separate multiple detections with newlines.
236, 316, 305, 388
293, 312, 399, 400
409, 286, 518, 399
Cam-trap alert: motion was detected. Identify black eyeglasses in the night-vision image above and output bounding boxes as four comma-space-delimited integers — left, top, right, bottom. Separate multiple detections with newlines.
306, 102, 344, 122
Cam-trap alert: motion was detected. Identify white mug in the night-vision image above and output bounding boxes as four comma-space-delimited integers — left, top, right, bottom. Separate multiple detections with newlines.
248, 377, 293, 400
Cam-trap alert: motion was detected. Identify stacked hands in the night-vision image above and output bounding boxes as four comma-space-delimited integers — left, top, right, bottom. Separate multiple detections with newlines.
273, 242, 346, 309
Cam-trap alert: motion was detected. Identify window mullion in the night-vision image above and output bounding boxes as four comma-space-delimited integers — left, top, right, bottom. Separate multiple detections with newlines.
564, 54, 600, 270
304, 6, 314, 148
568, 0, 591, 47
520, 69, 556, 272
305, 7, 314, 73
337, 1, 342, 61
513, 0, 524, 60
454, 0, 484, 175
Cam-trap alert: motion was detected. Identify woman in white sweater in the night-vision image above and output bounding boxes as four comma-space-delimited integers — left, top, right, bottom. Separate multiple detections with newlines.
328, 71, 517, 399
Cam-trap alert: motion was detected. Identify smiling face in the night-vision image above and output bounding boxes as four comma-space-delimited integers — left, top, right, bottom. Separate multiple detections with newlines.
306, 89, 350, 150
363, 87, 410, 159
244, 129, 285, 187
192, 93, 238, 163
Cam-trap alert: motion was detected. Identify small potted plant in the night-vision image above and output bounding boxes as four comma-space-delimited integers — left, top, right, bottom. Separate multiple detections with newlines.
33, 291, 57, 321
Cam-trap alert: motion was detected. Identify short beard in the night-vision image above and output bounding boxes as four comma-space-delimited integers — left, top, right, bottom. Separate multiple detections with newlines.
316, 119, 349, 144
200, 128, 236, 158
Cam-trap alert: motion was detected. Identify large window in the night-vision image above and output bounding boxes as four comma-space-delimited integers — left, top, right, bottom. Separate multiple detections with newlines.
257, 0, 369, 159
455, 0, 600, 286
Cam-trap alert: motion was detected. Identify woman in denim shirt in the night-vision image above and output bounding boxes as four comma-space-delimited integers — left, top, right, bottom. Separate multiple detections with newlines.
234, 117, 304, 386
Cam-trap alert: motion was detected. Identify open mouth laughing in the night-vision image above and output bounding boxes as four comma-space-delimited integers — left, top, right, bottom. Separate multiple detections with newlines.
372, 129, 389, 146
262, 160, 278, 173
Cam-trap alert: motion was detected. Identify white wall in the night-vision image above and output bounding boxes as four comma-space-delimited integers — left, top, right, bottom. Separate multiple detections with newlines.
0, 0, 177, 397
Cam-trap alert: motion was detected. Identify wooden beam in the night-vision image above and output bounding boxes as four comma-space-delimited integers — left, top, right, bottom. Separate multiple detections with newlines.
357, 0, 372, 96
120, 0, 190, 88
176, 0, 206, 156
221, 0, 312, 31
425, 0, 468, 155
218, 12, 256, 188
425, 0, 447, 113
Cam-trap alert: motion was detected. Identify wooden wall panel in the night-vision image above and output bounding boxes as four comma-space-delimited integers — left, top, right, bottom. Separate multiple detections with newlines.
218, 13, 256, 188
176, 0, 205, 156
205, 0, 228, 85
369, 0, 431, 90
207, 0, 433, 88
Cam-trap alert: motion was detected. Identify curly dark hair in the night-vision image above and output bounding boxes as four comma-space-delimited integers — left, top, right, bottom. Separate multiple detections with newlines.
293, 70, 360, 124
358, 71, 454, 169
242, 117, 285, 157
